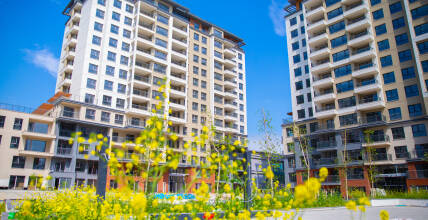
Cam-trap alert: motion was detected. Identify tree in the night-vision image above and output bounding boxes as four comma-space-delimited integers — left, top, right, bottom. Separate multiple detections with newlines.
289, 122, 311, 182
339, 129, 351, 200
257, 109, 282, 197
363, 129, 377, 196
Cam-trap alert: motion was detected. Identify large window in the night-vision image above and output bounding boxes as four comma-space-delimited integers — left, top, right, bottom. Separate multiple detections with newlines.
329, 21, 345, 34
331, 35, 347, 48
334, 64, 351, 78
377, 39, 389, 51
33, 158, 46, 170
326, 0, 340, 7
385, 89, 399, 101
370, 0, 380, 6
405, 84, 419, 97
292, 42, 299, 51
333, 50, 349, 62
339, 113, 357, 126
402, 67, 415, 80
338, 96, 356, 108
392, 127, 405, 140
156, 26, 168, 36
380, 55, 392, 67
28, 122, 49, 134
398, 50, 412, 62
327, 7, 343, 20
291, 29, 298, 38
389, 107, 402, 120
336, 80, 354, 93
423, 60, 428, 72
411, 4, 428, 19
408, 103, 423, 117
389, 2, 402, 14
395, 33, 408, 45
375, 24, 387, 35
11, 156, 25, 169
412, 124, 427, 137
372, 9, 384, 20
417, 41, 428, 54
25, 140, 47, 152
293, 54, 300, 64
392, 17, 405, 29
415, 23, 428, 36
383, 72, 395, 84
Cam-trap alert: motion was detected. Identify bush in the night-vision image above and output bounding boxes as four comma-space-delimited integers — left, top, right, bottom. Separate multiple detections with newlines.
373, 189, 428, 200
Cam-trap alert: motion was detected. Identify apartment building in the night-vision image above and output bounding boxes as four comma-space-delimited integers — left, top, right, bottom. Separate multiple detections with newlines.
283, 0, 428, 195
0, 0, 247, 193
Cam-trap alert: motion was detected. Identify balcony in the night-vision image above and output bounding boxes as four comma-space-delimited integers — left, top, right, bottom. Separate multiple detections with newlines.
315, 106, 337, 118
355, 79, 381, 94
408, 170, 428, 179
224, 47, 235, 58
224, 58, 237, 68
170, 87, 186, 98
352, 64, 378, 78
126, 119, 146, 129
170, 73, 187, 85
224, 69, 237, 77
359, 114, 387, 125
60, 109, 80, 119
313, 158, 337, 167
224, 79, 237, 88
311, 60, 331, 73
133, 75, 151, 88
306, 4, 325, 19
348, 31, 373, 47
171, 48, 187, 60
169, 101, 186, 111
310, 45, 330, 59
137, 34, 153, 45
365, 153, 392, 163
171, 60, 187, 71
307, 18, 327, 33
315, 140, 337, 150
131, 103, 149, 115
56, 147, 73, 156
224, 90, 238, 99
224, 112, 238, 121
357, 96, 385, 111
135, 61, 152, 74
224, 101, 238, 110
173, 25, 188, 37
308, 31, 328, 46
139, 10, 155, 22
22, 130, 55, 140
136, 47, 153, 61
172, 36, 188, 48
138, 22, 154, 33
314, 91, 336, 103
350, 47, 376, 63
313, 74, 333, 88
346, 16, 370, 32
344, 1, 368, 18
409, 149, 428, 160
132, 89, 150, 101
363, 134, 390, 147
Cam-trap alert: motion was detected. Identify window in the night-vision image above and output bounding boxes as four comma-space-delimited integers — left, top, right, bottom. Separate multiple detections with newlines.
292, 42, 299, 50
289, 17, 297, 26
329, 21, 345, 34
293, 54, 300, 64
117, 84, 126, 94
112, 11, 120, 21
126, 4, 133, 13
389, 107, 402, 120
412, 124, 427, 137
193, 66, 199, 74
331, 35, 347, 48
123, 29, 131, 38
291, 29, 298, 38
383, 72, 395, 84
122, 42, 130, 52
192, 90, 198, 98
296, 95, 304, 104
415, 23, 428, 36
201, 47, 207, 55
295, 81, 303, 90
297, 109, 305, 119
405, 84, 419, 97
412, 5, 428, 19
193, 44, 199, 52
28, 122, 49, 134
380, 55, 392, 67
402, 67, 415, 80
0, 115, 4, 128
334, 64, 351, 78
327, 7, 343, 20
114, 0, 121, 9
104, 80, 113, 91
408, 104, 423, 117
33, 158, 46, 170
124, 17, 132, 25
398, 50, 412, 62
375, 24, 387, 35
385, 89, 399, 101
25, 139, 46, 152
96, 9, 105, 19
301, 26, 305, 34
109, 38, 118, 47
214, 40, 222, 49
90, 49, 100, 60
192, 115, 198, 123
201, 69, 206, 76
11, 156, 25, 168
13, 118, 23, 130
10, 137, 20, 148
194, 33, 199, 41
307, 93, 312, 102
107, 51, 116, 61
193, 78, 199, 86
87, 78, 96, 89
202, 36, 207, 44
395, 33, 408, 45
116, 98, 125, 109
155, 38, 167, 48
326, 0, 340, 7
423, 60, 428, 72
201, 92, 206, 100
94, 22, 103, 32
154, 63, 166, 73
98, 0, 105, 5
395, 146, 408, 159
193, 55, 199, 63
110, 24, 119, 34
92, 35, 101, 45
306, 78, 310, 87
85, 93, 95, 104
338, 96, 356, 108
302, 39, 306, 47
105, 65, 114, 76
192, 102, 198, 110
294, 67, 302, 77
377, 39, 389, 51
417, 41, 428, 54
336, 80, 354, 93
339, 113, 357, 126
392, 17, 405, 29
201, 58, 207, 66
389, 2, 402, 14
154, 50, 167, 60
372, 9, 384, 20
370, 0, 381, 6
201, 81, 207, 89
332, 50, 349, 62
392, 127, 405, 139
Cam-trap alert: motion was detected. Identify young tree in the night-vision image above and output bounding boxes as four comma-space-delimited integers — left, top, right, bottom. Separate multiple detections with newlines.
339, 129, 351, 200
289, 122, 311, 182
257, 109, 282, 197
363, 129, 377, 196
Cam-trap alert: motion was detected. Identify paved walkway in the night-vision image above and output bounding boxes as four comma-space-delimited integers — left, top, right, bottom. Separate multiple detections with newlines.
296, 206, 428, 220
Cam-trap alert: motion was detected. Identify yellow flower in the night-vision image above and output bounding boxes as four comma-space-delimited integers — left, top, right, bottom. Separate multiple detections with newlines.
169, 159, 179, 170
224, 184, 231, 193
380, 210, 389, 220
358, 205, 366, 212
265, 166, 274, 179
319, 167, 328, 180
346, 200, 357, 211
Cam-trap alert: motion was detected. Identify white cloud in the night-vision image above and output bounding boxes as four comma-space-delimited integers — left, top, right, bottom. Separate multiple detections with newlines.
268, 0, 287, 36
24, 48, 59, 77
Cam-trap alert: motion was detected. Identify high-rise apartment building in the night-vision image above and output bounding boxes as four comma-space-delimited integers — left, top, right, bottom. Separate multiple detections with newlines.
0, 0, 247, 193
282, 0, 428, 194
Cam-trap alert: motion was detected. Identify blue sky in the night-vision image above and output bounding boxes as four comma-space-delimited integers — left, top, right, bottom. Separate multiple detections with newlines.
0, 0, 292, 147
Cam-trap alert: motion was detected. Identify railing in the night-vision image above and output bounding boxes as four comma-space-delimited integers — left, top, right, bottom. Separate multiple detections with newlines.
359, 114, 386, 124
306, 4, 323, 13
348, 15, 366, 25
134, 75, 150, 83
309, 31, 327, 40
56, 147, 72, 155
359, 95, 380, 104
127, 119, 145, 128
135, 61, 151, 69
173, 25, 187, 32
315, 105, 335, 112
310, 123, 335, 132
395, 152, 409, 159
61, 110, 79, 119
225, 90, 238, 95
171, 73, 185, 80
307, 18, 325, 27
409, 150, 428, 159
314, 90, 334, 97
352, 47, 371, 55
372, 153, 392, 161
140, 10, 154, 18
356, 62, 374, 71
172, 48, 186, 55
171, 60, 186, 67
347, 173, 364, 180
364, 134, 390, 143
139, 22, 153, 30
225, 101, 238, 106
311, 44, 328, 53
316, 140, 337, 149
407, 170, 428, 179
133, 89, 148, 97
224, 79, 237, 84
313, 158, 337, 166
356, 79, 376, 87
225, 113, 238, 118
323, 175, 340, 183
138, 34, 152, 41
137, 47, 151, 55
132, 103, 148, 111
172, 36, 187, 43
0, 103, 35, 113
350, 30, 368, 40
345, 1, 364, 11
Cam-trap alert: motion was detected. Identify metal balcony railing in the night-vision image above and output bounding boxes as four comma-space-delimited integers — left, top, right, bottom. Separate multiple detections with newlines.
407, 170, 428, 179
359, 95, 380, 104
56, 147, 72, 155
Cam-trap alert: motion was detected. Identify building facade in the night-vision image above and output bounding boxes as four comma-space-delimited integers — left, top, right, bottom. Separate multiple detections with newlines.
0, 0, 247, 193
283, 0, 428, 195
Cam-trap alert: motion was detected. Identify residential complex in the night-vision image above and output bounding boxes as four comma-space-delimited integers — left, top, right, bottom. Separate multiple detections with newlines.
0, 0, 247, 192
282, 0, 428, 194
